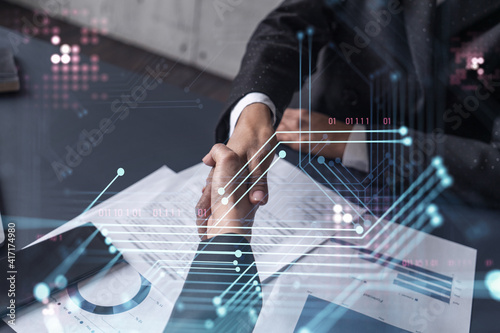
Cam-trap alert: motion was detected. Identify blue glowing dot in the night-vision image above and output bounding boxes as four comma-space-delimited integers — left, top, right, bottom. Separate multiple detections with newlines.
117, 168, 125, 176
318, 156, 325, 164
430, 215, 443, 227
253, 280, 258, 286
54, 275, 68, 289
437, 168, 446, 177
105, 237, 112, 245
485, 270, 500, 301
307, 26, 314, 35
402, 137, 412, 146
426, 204, 438, 215
235, 250, 242, 258
212, 296, 221, 306
390, 72, 399, 81
297, 31, 304, 40
298, 327, 312, 333
432, 156, 443, 167
216, 306, 227, 317
328, 161, 334, 166
108, 245, 117, 254
101, 228, 109, 236
279, 150, 287, 159
221, 197, 228, 205
335, 157, 341, 163
441, 176, 453, 188
355, 225, 364, 234
399, 126, 408, 136
34, 283, 50, 301
255, 286, 261, 292
233, 260, 238, 266
218, 188, 225, 195
235, 267, 241, 272
204, 319, 214, 330
176, 301, 185, 312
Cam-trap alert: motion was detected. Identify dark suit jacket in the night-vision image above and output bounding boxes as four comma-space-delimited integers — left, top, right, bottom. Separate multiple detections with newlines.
216, 0, 500, 207
163, 235, 261, 333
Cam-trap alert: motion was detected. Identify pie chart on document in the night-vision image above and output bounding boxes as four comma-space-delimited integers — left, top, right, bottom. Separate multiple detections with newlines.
67, 261, 151, 315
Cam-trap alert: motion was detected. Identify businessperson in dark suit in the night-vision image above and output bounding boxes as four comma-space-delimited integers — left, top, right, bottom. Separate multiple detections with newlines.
201, 0, 500, 208
164, 144, 261, 333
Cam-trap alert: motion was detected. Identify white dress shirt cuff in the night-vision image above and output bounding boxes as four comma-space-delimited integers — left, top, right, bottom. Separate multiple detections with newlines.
229, 92, 277, 137
342, 124, 369, 173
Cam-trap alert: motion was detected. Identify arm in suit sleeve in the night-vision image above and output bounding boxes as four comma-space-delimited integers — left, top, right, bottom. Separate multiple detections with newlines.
164, 235, 261, 333
371, 125, 500, 207
216, 0, 334, 142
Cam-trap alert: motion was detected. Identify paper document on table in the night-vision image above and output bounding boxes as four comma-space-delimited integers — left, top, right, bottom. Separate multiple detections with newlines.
255, 216, 476, 333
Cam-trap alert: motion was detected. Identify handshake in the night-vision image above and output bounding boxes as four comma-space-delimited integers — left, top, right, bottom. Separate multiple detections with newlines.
195, 144, 259, 241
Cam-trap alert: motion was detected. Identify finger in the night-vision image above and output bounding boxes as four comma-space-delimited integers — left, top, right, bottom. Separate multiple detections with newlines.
196, 168, 214, 238
247, 147, 273, 205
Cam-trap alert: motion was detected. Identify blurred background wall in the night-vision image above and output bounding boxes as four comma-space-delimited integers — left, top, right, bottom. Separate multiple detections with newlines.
6, 0, 282, 79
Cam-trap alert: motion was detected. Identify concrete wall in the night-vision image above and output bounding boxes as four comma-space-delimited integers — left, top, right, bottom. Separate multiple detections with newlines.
8, 0, 282, 79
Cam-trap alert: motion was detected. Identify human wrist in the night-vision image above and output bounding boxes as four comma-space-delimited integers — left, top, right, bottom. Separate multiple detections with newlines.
236, 103, 273, 133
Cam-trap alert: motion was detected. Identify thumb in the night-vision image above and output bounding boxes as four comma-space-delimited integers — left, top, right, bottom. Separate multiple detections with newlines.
248, 162, 269, 205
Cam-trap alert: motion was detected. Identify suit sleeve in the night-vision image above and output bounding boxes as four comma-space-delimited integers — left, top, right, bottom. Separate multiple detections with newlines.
216, 0, 334, 142
370, 125, 500, 208
163, 235, 261, 333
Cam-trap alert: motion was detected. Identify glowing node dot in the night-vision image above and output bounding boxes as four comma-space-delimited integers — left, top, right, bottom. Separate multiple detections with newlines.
402, 137, 412, 146
51, 35, 61, 45
297, 31, 304, 40
430, 215, 443, 227
51, 54, 61, 64
34, 283, 50, 301
235, 250, 242, 258
60, 44, 71, 54
355, 225, 364, 234
441, 176, 453, 188
212, 296, 221, 306
101, 228, 108, 236
253, 280, 258, 285
104, 237, 112, 245
216, 306, 227, 317
298, 327, 312, 333
343, 213, 353, 223
117, 168, 125, 176
233, 260, 238, 266
485, 270, 500, 301
333, 204, 342, 213
218, 188, 225, 195
432, 156, 443, 166
255, 286, 261, 292
318, 156, 325, 164
235, 267, 241, 272
221, 197, 228, 205
399, 126, 408, 136
54, 275, 68, 289
279, 150, 287, 159
426, 204, 438, 215
204, 319, 214, 330
108, 245, 117, 254
333, 214, 342, 224
61, 54, 71, 64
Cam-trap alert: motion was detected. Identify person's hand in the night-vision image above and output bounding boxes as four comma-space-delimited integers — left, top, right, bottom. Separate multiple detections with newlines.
197, 103, 276, 230
276, 108, 353, 159
196, 144, 257, 241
